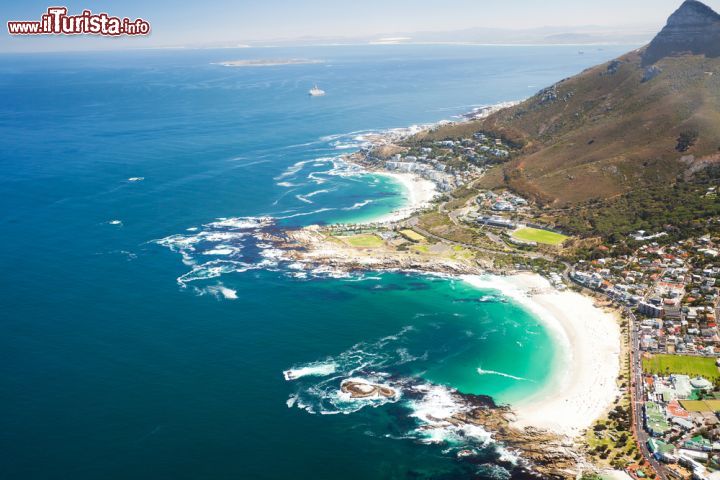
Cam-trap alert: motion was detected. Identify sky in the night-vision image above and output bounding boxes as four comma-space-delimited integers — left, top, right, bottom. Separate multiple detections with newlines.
2, 0, 720, 52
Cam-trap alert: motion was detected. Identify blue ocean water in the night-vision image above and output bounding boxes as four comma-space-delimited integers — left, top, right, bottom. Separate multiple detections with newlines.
1, 44, 634, 479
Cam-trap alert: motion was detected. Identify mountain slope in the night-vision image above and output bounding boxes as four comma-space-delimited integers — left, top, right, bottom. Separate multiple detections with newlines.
429, 0, 720, 206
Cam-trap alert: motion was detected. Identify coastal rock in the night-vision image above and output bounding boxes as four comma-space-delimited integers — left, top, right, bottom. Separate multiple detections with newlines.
443, 392, 590, 479
278, 228, 485, 277
340, 379, 396, 399
642, 0, 720, 66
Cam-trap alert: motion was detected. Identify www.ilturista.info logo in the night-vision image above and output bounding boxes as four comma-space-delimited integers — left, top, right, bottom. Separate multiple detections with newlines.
7, 7, 150, 36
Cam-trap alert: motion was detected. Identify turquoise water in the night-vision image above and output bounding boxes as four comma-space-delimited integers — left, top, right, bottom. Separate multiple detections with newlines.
282, 274, 556, 405
1, 44, 634, 479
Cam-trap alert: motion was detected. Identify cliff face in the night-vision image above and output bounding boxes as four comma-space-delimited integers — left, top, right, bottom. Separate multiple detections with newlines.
642, 0, 720, 66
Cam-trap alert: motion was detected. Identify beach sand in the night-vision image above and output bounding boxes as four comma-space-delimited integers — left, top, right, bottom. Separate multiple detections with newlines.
363, 172, 438, 224
463, 273, 622, 438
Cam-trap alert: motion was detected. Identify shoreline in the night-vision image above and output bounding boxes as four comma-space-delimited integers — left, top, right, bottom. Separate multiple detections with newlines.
335, 99, 520, 226
462, 273, 622, 438
363, 171, 439, 224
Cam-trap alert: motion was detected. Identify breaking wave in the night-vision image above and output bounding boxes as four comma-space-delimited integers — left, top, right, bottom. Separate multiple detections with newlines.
295, 188, 332, 204
154, 216, 281, 288
476, 367, 531, 382
196, 283, 238, 300
154, 212, 365, 289
283, 326, 415, 415
275, 208, 337, 220
274, 159, 315, 180
343, 199, 373, 210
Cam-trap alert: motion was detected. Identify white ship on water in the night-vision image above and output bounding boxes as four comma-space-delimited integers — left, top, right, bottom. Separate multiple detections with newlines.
308, 84, 325, 96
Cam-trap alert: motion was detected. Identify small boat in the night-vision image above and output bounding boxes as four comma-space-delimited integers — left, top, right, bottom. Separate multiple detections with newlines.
308, 84, 325, 96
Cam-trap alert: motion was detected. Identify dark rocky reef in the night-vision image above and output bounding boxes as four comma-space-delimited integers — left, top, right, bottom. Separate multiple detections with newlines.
449, 392, 591, 479
643, 0, 720, 66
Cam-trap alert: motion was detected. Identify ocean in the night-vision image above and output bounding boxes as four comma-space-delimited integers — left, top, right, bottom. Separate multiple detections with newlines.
0, 44, 633, 479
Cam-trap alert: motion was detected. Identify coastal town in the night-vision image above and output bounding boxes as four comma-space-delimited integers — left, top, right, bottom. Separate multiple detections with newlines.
351, 128, 511, 193
280, 118, 720, 480
572, 234, 720, 480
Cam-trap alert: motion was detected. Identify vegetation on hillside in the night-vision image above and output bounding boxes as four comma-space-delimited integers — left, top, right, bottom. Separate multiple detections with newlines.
555, 166, 720, 242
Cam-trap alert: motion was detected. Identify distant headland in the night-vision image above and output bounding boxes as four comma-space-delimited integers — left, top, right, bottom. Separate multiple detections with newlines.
213, 59, 324, 67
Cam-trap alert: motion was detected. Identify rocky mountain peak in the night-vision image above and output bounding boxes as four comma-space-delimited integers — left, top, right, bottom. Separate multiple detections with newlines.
642, 0, 720, 66
668, 0, 720, 25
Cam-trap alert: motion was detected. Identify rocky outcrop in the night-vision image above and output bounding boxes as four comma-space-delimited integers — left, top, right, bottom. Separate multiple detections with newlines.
641, 65, 662, 83
603, 60, 622, 76
340, 380, 396, 399
448, 394, 592, 479
642, 0, 720, 66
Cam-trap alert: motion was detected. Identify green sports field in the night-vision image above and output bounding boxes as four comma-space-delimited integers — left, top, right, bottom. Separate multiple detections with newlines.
343, 234, 384, 248
680, 400, 720, 412
642, 354, 720, 381
511, 227, 568, 246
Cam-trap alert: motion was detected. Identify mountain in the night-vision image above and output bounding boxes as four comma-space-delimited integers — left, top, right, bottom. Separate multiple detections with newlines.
425, 0, 720, 207
643, 0, 720, 66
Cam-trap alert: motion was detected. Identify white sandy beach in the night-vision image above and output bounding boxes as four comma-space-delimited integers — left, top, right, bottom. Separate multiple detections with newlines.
364, 172, 438, 224
463, 273, 621, 438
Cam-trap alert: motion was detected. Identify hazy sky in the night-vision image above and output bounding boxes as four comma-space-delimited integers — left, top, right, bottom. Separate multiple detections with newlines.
3, 0, 720, 52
